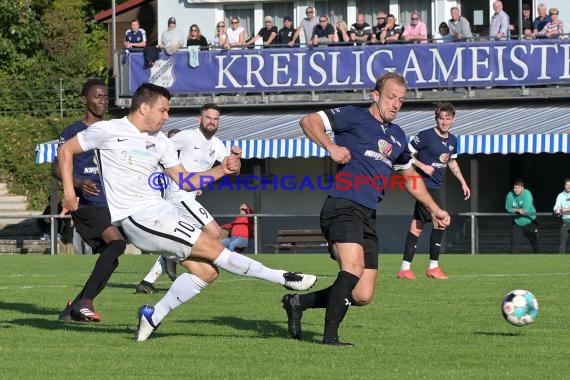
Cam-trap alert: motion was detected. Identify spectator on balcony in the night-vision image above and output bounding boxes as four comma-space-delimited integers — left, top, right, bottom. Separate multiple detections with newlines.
433, 22, 453, 43
246, 16, 278, 48
333, 20, 352, 45
379, 14, 403, 44
310, 15, 335, 47
160, 17, 185, 55
122, 19, 147, 64
510, 3, 533, 38
212, 21, 228, 49
291, 6, 319, 47
533, 3, 551, 37
536, 8, 563, 39
349, 13, 372, 44
225, 17, 246, 49
278, 15, 296, 46
186, 24, 209, 49
370, 11, 387, 44
490, 1, 510, 40
402, 11, 428, 43
448, 7, 473, 41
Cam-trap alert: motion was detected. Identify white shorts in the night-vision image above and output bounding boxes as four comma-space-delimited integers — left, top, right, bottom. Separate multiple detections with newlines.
119, 201, 202, 261
173, 198, 215, 228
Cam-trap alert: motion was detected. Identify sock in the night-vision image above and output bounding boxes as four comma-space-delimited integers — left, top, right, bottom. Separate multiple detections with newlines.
403, 231, 419, 263
142, 256, 168, 284
79, 240, 126, 301
429, 229, 445, 261
400, 261, 411, 271
323, 271, 359, 342
299, 287, 331, 310
429, 260, 439, 269
152, 273, 208, 325
213, 248, 285, 284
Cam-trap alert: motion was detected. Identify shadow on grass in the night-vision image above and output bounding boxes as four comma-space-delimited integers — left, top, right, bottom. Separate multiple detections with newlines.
177, 316, 321, 342
0, 301, 56, 316
473, 331, 522, 337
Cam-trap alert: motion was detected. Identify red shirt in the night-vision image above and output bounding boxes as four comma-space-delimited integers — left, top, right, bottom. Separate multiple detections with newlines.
222, 216, 253, 239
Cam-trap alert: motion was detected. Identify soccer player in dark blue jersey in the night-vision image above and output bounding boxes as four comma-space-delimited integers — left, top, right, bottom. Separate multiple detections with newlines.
281, 72, 451, 346
53, 79, 126, 322
398, 102, 470, 280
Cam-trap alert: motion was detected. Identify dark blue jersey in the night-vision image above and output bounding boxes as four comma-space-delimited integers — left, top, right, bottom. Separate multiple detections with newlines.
125, 28, 147, 44
409, 127, 457, 189
59, 121, 107, 207
322, 105, 413, 209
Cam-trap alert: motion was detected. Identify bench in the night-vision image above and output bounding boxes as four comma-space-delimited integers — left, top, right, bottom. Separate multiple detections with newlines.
267, 229, 328, 254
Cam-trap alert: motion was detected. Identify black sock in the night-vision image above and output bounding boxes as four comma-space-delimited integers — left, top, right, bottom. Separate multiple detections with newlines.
403, 231, 419, 263
323, 271, 359, 342
80, 240, 126, 301
299, 287, 331, 310
429, 229, 445, 261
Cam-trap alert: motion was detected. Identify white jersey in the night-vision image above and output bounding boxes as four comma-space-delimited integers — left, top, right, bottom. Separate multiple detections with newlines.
76, 117, 180, 222
165, 128, 229, 202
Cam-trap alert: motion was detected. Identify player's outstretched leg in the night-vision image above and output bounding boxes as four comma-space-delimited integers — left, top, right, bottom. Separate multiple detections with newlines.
212, 248, 317, 291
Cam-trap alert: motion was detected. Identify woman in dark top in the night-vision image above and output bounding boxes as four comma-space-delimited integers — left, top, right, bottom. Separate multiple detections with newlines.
187, 24, 209, 49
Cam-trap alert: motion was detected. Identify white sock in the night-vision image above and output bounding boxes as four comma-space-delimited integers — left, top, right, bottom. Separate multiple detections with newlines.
152, 273, 207, 325
142, 256, 167, 284
213, 248, 285, 285
429, 260, 439, 269
400, 261, 411, 271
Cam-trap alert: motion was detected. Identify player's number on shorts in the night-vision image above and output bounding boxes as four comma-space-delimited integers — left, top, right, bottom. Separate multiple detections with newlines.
174, 220, 196, 240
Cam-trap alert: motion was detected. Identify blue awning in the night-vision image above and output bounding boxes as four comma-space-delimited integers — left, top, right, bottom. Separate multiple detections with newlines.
35, 102, 570, 163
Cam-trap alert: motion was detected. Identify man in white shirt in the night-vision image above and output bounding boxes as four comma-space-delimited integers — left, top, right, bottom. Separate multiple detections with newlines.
58, 83, 317, 342
553, 178, 570, 253
490, 1, 510, 40
136, 103, 230, 293
160, 17, 185, 55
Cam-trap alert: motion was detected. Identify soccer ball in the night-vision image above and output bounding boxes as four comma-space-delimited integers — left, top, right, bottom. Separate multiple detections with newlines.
501, 289, 539, 326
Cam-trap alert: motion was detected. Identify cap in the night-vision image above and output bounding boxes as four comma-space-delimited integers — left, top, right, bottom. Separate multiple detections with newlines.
522, 4, 530, 10
168, 17, 176, 24
264, 16, 273, 23
283, 15, 292, 22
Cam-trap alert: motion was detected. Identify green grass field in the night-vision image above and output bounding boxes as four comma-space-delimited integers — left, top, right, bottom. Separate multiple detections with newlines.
0, 253, 568, 379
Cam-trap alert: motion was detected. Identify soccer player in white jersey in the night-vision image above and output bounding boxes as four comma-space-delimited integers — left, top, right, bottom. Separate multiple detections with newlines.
136, 103, 230, 293
57, 83, 317, 342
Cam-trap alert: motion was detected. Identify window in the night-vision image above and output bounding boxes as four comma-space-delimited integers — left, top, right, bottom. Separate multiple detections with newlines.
354, 0, 383, 27
315, 0, 347, 24
224, 7, 254, 40
398, 0, 430, 31
263, 2, 294, 28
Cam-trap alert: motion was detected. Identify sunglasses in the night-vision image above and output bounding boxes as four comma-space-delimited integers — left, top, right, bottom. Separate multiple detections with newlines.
319, 19, 327, 22
377, 17, 386, 20
217, 25, 225, 27
306, 11, 314, 14
191, 29, 198, 31
231, 21, 239, 24
411, 17, 419, 20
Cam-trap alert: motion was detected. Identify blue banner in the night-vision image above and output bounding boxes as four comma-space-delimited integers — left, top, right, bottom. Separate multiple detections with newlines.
129, 40, 570, 93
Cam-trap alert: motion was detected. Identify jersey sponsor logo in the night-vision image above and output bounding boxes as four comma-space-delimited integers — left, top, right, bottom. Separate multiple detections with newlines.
83, 167, 99, 174
145, 141, 157, 152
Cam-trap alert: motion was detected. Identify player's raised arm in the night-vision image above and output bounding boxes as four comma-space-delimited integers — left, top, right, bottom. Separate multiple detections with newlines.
164, 154, 240, 192
300, 113, 351, 164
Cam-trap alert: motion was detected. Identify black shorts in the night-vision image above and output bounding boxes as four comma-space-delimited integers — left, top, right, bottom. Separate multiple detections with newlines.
71, 206, 114, 253
319, 196, 378, 269
413, 188, 442, 224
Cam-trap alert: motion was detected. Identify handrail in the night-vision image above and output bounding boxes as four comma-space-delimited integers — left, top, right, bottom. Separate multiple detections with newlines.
458, 212, 558, 255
